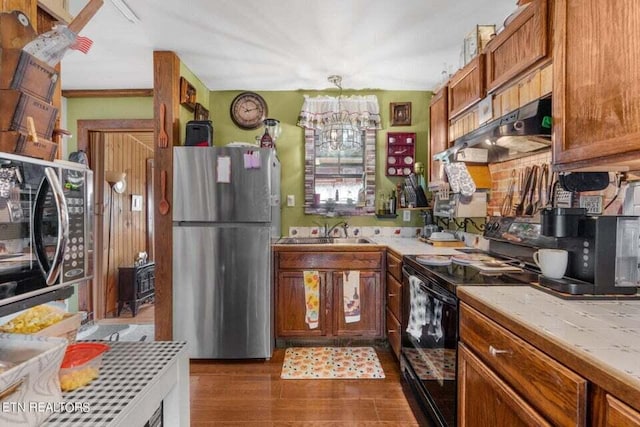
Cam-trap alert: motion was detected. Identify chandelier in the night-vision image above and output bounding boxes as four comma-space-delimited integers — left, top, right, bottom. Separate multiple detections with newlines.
320, 75, 362, 151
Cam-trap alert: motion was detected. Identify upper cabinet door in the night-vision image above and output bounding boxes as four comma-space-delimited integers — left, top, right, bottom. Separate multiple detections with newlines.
448, 54, 485, 119
485, 0, 549, 93
429, 87, 449, 183
553, 0, 640, 168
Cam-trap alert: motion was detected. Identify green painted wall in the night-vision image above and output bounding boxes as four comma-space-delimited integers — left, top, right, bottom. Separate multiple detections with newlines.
209, 90, 432, 233
178, 62, 210, 144
65, 97, 153, 154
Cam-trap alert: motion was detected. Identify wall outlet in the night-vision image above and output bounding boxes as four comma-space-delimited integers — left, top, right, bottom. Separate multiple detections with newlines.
403, 210, 411, 222
287, 195, 295, 207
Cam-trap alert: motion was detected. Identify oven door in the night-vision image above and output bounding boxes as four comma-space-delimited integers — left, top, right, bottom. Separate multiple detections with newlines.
402, 265, 458, 427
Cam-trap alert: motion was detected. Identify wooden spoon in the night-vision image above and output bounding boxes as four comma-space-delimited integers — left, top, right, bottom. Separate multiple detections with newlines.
159, 170, 170, 215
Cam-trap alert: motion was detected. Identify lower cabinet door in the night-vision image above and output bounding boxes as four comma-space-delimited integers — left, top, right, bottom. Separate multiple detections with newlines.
458, 343, 551, 427
604, 394, 640, 426
276, 271, 328, 337
332, 271, 382, 337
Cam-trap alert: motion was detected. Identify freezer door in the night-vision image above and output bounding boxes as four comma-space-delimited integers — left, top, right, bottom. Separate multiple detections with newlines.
173, 146, 277, 223
173, 224, 273, 359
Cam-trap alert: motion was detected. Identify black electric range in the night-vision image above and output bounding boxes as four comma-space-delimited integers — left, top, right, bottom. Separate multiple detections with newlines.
400, 248, 540, 426
403, 250, 539, 294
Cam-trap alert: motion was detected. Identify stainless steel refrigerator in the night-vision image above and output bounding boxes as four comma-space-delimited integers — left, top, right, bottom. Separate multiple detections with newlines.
172, 146, 281, 359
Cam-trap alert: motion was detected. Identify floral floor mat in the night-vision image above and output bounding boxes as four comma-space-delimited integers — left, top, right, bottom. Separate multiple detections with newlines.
280, 347, 385, 379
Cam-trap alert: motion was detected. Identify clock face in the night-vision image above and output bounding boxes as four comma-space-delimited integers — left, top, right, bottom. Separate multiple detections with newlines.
230, 92, 268, 130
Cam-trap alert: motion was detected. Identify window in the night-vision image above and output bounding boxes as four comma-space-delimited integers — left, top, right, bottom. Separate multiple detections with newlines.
304, 128, 376, 215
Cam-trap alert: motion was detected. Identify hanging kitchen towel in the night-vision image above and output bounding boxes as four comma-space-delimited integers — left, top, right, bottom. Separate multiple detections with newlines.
343, 271, 361, 323
427, 300, 444, 343
444, 162, 476, 196
303, 271, 320, 329
406, 276, 429, 340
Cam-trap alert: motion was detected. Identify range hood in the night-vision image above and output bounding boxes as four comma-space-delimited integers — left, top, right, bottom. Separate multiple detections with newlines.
434, 97, 552, 163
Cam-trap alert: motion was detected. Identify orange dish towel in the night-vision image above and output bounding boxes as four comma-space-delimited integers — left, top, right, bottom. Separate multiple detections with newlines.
343, 271, 361, 323
303, 271, 320, 329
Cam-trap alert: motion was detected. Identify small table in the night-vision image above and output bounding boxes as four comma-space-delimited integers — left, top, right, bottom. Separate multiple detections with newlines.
117, 262, 155, 317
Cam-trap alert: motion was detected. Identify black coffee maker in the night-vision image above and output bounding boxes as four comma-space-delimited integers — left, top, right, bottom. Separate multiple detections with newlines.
540, 207, 640, 295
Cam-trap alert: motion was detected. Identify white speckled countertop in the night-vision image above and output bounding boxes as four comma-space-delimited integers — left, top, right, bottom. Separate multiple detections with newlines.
367, 237, 464, 256
458, 286, 640, 402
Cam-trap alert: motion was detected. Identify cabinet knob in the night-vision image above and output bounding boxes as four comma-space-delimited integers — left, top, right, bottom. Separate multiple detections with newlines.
489, 345, 510, 357
388, 293, 397, 297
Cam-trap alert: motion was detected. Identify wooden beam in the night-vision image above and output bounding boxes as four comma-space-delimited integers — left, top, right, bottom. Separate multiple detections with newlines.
153, 51, 180, 341
63, 89, 154, 98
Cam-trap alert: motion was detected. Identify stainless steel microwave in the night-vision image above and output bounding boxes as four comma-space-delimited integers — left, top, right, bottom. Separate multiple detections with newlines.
0, 152, 93, 311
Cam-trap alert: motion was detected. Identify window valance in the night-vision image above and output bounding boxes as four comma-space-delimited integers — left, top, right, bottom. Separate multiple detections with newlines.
297, 95, 382, 130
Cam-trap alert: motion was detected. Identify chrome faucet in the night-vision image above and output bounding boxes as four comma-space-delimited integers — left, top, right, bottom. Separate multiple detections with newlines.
314, 220, 349, 238
327, 221, 349, 238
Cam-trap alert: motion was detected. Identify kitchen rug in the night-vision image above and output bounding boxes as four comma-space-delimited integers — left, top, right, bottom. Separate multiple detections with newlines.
280, 347, 385, 379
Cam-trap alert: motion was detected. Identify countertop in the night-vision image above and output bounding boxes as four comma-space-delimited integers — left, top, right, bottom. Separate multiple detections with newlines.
458, 285, 640, 411
368, 236, 463, 256
272, 236, 465, 256
44, 341, 189, 426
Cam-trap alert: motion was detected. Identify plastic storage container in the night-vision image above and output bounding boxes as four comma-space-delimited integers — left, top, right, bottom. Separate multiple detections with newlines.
59, 343, 109, 391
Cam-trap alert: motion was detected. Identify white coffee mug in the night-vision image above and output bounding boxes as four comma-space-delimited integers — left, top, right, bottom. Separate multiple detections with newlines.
533, 249, 568, 279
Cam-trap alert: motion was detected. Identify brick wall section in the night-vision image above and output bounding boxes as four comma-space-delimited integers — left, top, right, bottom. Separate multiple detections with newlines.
488, 151, 624, 216
488, 152, 552, 216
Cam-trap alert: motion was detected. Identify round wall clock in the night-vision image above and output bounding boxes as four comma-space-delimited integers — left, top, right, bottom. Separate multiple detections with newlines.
230, 92, 268, 130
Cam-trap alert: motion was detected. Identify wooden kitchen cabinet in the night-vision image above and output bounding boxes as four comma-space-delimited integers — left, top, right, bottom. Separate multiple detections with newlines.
458, 343, 551, 427
553, 0, 640, 170
603, 394, 640, 426
277, 270, 329, 337
459, 303, 587, 426
385, 250, 403, 359
429, 86, 449, 183
485, 0, 549, 93
274, 249, 384, 341
332, 270, 382, 337
448, 54, 485, 119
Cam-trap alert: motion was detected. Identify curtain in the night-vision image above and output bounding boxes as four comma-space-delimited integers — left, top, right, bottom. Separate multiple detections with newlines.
297, 95, 382, 130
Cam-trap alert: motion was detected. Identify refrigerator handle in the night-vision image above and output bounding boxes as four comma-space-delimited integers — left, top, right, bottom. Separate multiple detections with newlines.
33, 167, 69, 285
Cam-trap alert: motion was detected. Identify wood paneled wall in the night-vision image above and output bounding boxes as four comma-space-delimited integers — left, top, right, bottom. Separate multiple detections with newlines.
96, 131, 154, 315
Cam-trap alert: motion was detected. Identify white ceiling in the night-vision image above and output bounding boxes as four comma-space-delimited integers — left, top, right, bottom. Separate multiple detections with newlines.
61, 0, 517, 92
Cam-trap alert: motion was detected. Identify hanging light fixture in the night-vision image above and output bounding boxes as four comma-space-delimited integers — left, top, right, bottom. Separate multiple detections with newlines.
321, 75, 362, 151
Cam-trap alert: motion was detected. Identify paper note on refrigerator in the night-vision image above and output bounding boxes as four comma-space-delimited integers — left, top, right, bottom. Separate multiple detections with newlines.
217, 156, 231, 183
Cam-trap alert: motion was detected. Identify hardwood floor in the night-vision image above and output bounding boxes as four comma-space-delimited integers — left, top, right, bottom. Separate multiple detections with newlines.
97, 303, 154, 325
189, 347, 419, 426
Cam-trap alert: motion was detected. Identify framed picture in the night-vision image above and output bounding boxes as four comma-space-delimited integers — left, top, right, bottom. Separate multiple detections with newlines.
390, 102, 411, 126
179, 77, 197, 111
194, 103, 209, 120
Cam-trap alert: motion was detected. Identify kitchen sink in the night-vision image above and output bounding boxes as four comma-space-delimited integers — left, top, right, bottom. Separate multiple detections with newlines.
276, 237, 374, 245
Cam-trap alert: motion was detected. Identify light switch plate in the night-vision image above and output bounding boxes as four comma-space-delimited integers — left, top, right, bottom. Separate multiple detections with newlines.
403, 210, 411, 222
287, 195, 295, 207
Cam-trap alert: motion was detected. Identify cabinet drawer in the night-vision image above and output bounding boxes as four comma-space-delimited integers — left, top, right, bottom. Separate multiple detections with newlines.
278, 251, 382, 270
386, 308, 401, 358
386, 251, 402, 281
386, 273, 402, 321
459, 303, 587, 426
